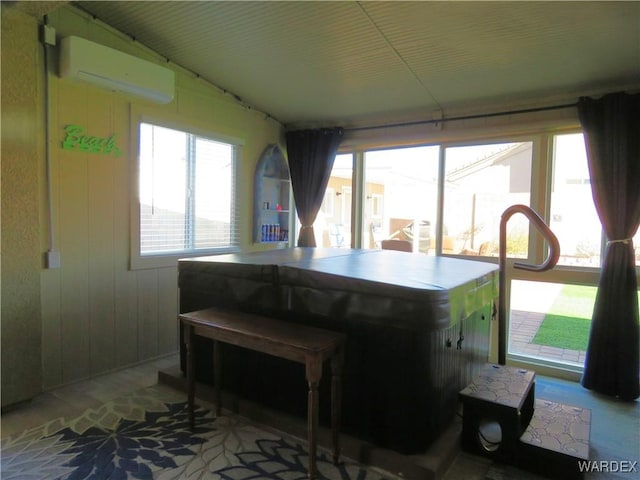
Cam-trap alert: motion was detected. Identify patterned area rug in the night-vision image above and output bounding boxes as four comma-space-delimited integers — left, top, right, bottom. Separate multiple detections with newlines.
1, 385, 399, 480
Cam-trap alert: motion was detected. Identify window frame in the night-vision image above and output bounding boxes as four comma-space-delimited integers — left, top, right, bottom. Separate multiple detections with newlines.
441, 140, 534, 260
130, 113, 244, 270
342, 130, 605, 269
335, 126, 639, 379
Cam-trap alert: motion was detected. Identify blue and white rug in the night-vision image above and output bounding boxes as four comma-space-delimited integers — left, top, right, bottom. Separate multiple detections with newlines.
1, 385, 399, 480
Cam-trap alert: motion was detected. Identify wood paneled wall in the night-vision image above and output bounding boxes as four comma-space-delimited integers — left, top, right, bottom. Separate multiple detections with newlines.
37, 6, 283, 389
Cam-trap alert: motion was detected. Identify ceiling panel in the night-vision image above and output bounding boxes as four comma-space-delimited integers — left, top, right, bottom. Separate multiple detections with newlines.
73, 1, 640, 127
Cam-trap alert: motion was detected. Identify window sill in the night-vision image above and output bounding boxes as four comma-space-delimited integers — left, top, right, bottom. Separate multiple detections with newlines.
506, 352, 583, 382
130, 247, 241, 270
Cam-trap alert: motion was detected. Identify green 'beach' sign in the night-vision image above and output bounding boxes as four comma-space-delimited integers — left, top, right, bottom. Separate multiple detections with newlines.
62, 124, 122, 157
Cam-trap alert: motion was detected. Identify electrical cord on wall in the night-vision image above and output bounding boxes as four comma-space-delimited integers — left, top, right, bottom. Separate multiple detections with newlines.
42, 16, 60, 269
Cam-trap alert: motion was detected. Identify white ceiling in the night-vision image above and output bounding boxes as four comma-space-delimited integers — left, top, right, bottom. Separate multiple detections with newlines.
73, 1, 640, 128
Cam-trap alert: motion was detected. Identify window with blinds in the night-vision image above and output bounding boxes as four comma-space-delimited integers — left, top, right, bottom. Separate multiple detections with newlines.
138, 122, 239, 256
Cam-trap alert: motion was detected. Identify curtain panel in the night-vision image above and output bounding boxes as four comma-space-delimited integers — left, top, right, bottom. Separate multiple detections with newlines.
578, 91, 640, 400
285, 128, 343, 247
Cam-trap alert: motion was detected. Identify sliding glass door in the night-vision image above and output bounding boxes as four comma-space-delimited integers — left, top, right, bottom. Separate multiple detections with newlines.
508, 133, 604, 371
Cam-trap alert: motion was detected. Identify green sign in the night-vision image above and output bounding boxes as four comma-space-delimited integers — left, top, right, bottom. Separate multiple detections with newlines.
62, 124, 122, 156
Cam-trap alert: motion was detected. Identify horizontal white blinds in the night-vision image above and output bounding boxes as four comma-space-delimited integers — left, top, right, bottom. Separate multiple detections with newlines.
139, 123, 239, 255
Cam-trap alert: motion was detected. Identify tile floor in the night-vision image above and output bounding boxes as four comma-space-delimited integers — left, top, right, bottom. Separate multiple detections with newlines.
0, 354, 178, 438
2, 353, 638, 480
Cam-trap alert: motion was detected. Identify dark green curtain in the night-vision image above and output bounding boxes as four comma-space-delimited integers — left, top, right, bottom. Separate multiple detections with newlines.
578, 92, 640, 400
285, 128, 343, 247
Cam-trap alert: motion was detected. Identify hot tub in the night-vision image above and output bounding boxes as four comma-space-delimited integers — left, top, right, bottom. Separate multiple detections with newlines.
178, 248, 498, 454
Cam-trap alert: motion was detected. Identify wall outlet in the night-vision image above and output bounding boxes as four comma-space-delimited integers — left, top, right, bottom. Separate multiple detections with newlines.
46, 250, 61, 269
43, 24, 56, 46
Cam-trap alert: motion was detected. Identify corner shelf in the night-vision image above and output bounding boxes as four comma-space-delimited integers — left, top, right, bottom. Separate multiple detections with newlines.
253, 145, 291, 244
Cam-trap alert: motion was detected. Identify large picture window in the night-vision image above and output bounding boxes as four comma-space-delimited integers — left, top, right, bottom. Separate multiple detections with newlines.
443, 142, 532, 257
319, 130, 639, 375
363, 146, 439, 253
133, 122, 240, 267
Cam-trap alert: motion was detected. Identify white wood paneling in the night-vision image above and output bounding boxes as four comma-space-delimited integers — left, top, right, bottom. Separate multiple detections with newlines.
39, 6, 283, 389
57, 79, 92, 384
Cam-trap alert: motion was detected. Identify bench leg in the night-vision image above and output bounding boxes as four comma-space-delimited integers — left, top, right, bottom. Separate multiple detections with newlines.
307, 380, 319, 480
185, 323, 195, 429
306, 360, 322, 480
331, 346, 344, 465
214, 340, 222, 416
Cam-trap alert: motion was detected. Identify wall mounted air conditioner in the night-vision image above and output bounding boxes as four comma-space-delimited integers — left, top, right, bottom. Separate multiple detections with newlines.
59, 36, 175, 104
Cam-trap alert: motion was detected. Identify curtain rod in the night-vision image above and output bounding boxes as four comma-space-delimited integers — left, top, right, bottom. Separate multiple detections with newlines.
344, 101, 578, 133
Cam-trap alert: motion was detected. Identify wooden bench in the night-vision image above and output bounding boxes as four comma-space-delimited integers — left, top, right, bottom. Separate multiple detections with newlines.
180, 307, 346, 479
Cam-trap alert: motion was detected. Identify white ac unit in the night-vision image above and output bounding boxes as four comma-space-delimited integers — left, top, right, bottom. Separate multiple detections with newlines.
59, 36, 175, 104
